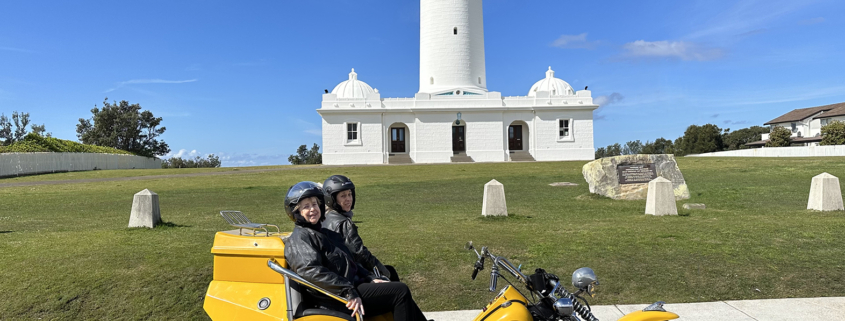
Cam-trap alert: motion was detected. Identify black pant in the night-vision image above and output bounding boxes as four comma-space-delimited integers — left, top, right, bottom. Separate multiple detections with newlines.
357, 282, 427, 321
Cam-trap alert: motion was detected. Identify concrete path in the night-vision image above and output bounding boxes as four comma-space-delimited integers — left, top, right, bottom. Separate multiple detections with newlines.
424, 296, 845, 320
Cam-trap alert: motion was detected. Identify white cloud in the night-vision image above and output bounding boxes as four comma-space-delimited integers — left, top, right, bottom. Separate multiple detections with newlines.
550, 33, 599, 49
215, 152, 291, 167
685, 1, 810, 40
621, 40, 723, 61
799, 17, 825, 25
164, 149, 203, 159
594, 93, 624, 107
104, 78, 198, 93
593, 92, 624, 120
304, 129, 322, 136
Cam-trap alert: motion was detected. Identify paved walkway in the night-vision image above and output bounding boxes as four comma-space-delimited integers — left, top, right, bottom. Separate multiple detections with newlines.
424, 297, 845, 320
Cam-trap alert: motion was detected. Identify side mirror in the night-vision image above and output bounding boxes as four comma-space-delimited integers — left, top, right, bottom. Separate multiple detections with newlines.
572, 267, 599, 297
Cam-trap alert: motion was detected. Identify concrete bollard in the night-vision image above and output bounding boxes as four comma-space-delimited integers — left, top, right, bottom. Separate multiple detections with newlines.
482, 179, 508, 217
808, 172, 844, 211
129, 189, 161, 228
645, 177, 677, 216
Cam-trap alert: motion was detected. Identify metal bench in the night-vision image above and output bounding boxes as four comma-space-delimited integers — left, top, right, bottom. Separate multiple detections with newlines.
219, 210, 280, 236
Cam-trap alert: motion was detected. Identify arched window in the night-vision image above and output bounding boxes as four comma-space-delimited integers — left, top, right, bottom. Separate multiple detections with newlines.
478, 77, 481, 84
453, 27, 457, 35
430, 77, 434, 85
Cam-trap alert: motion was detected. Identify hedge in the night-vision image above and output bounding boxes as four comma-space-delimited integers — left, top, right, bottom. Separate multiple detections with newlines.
0, 133, 135, 155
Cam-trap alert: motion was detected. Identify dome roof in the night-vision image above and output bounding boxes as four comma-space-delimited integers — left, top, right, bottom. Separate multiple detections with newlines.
332, 69, 376, 99
528, 67, 574, 97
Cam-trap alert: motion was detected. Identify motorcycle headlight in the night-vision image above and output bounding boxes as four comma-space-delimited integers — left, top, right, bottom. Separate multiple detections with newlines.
553, 298, 575, 316
572, 267, 599, 291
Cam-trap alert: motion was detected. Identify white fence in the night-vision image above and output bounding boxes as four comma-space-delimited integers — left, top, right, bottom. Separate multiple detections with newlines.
0, 153, 162, 178
687, 145, 845, 157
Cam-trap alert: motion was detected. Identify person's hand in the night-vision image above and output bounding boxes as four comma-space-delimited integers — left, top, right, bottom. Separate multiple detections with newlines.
346, 297, 364, 318
372, 278, 390, 283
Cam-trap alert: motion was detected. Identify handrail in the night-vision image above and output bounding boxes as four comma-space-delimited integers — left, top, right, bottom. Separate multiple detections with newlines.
267, 259, 363, 321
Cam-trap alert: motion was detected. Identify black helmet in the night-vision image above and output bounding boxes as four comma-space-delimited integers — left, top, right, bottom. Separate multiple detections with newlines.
323, 175, 356, 213
284, 181, 326, 223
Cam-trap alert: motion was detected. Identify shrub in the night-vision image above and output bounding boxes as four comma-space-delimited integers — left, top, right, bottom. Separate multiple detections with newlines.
765, 126, 793, 147
0, 133, 135, 155
820, 120, 845, 145
162, 155, 222, 168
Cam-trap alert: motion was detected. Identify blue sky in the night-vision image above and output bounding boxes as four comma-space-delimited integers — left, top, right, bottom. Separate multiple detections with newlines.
1, 1, 843, 166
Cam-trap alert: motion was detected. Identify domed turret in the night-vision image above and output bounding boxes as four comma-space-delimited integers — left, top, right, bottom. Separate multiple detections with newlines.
332, 69, 376, 99
528, 67, 574, 97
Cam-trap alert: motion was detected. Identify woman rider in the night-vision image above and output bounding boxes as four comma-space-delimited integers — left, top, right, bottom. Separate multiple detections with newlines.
283, 181, 429, 321
322, 175, 399, 282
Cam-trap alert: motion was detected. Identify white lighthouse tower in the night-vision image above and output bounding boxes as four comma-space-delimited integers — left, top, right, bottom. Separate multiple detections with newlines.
418, 0, 487, 94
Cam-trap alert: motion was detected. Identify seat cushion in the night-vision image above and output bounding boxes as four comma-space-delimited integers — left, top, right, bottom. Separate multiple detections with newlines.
299, 308, 355, 321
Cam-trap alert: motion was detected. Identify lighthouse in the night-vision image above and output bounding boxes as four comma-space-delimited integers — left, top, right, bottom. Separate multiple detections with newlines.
418, 0, 487, 94
319, 0, 598, 165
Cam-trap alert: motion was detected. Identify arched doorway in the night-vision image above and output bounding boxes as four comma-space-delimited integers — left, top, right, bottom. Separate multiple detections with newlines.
507, 121, 530, 152
388, 123, 409, 154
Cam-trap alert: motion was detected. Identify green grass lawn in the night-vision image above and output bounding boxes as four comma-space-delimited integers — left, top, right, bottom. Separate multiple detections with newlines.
2, 158, 845, 319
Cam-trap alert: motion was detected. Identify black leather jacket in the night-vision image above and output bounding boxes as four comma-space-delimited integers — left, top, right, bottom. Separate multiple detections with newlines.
284, 224, 373, 300
323, 210, 392, 280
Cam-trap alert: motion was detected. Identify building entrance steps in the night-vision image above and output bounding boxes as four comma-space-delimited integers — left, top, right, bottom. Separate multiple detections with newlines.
388, 154, 413, 164
508, 151, 535, 161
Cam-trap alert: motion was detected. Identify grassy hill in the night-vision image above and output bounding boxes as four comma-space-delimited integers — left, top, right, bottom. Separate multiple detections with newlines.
1, 157, 844, 319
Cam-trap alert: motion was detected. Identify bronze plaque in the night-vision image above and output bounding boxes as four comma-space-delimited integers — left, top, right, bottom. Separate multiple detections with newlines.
617, 163, 657, 184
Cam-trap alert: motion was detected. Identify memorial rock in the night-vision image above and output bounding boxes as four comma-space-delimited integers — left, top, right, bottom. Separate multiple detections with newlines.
582, 154, 689, 200
129, 189, 161, 228
482, 179, 508, 217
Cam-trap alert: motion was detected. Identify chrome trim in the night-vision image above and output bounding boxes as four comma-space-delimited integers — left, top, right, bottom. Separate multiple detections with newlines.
553, 297, 575, 317
284, 275, 294, 321
643, 301, 667, 312
268, 259, 363, 321
257, 297, 271, 310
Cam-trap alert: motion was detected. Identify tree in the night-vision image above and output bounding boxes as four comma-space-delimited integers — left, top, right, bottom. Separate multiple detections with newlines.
820, 120, 845, 145
622, 140, 643, 155
162, 154, 222, 168
0, 111, 49, 145
677, 124, 724, 155
594, 147, 606, 159
723, 126, 769, 150
289, 143, 322, 165
765, 126, 792, 147
605, 143, 622, 157
673, 137, 685, 156
76, 99, 170, 157
641, 137, 674, 154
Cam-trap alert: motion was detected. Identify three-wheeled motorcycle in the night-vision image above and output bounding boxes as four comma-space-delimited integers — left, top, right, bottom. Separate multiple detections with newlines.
203, 211, 679, 321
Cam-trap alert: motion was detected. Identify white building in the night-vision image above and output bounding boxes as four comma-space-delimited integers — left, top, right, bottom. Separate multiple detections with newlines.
318, 0, 597, 165
749, 102, 845, 147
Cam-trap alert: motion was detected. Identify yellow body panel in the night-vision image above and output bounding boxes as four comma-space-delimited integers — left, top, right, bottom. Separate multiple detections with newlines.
472, 286, 532, 321
205, 231, 396, 321
618, 310, 680, 321
205, 280, 289, 320
211, 231, 290, 284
